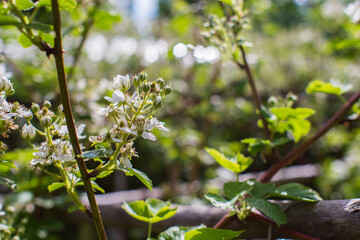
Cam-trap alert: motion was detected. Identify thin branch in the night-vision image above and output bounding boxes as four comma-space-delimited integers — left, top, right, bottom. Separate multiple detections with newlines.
50, 1, 107, 239
239, 46, 271, 139
258, 90, 360, 183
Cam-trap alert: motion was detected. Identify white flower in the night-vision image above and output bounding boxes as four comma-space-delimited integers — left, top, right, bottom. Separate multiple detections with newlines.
145, 117, 169, 132
119, 126, 137, 135
0, 76, 13, 93
89, 135, 106, 143
31, 139, 74, 166
104, 90, 125, 104
114, 74, 130, 91
141, 131, 156, 141
55, 123, 86, 139
22, 124, 36, 139
120, 156, 132, 168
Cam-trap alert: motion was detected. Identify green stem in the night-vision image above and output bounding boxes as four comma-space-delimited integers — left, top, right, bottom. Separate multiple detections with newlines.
147, 222, 153, 239
50, 0, 107, 239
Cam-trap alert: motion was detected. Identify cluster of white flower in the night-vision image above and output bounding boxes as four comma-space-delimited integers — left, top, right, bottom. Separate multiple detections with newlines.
24, 101, 86, 167
0, 76, 32, 153
91, 72, 171, 168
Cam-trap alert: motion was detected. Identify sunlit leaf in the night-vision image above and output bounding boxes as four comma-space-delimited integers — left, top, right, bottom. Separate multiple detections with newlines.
205, 147, 252, 174
18, 33, 32, 48
158, 225, 206, 240
47, 182, 65, 192
15, 0, 34, 10
94, 9, 122, 30
306, 79, 351, 96
0, 15, 21, 27
241, 138, 271, 156
204, 193, 238, 211
37, 0, 77, 12
184, 228, 243, 240
122, 198, 177, 224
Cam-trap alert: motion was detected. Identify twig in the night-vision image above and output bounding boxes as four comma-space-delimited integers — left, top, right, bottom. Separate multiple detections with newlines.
239, 46, 271, 139
258, 90, 360, 183
50, 1, 107, 239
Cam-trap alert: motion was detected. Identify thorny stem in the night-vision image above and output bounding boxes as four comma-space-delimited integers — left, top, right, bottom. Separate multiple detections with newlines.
50, 0, 107, 239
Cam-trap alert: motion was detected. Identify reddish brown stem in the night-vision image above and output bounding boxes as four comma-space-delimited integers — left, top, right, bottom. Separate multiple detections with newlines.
239, 46, 271, 139
258, 90, 360, 183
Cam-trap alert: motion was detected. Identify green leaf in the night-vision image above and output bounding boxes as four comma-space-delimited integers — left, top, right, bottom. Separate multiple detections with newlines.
204, 193, 238, 211
95, 170, 113, 179
122, 198, 177, 224
219, 0, 233, 6
15, 0, 34, 10
36, 0, 77, 12
94, 9, 122, 30
47, 182, 65, 192
91, 181, 105, 193
270, 107, 315, 120
18, 33, 33, 48
266, 183, 322, 202
158, 225, 206, 240
80, 148, 114, 159
205, 147, 252, 174
28, 23, 53, 33
67, 205, 79, 213
223, 181, 253, 199
270, 138, 290, 147
127, 167, 153, 191
39, 32, 54, 47
244, 197, 287, 226
241, 138, 271, 156
270, 107, 315, 143
306, 79, 350, 96
184, 228, 243, 240
0, 160, 16, 173
245, 179, 275, 198
0, 15, 21, 27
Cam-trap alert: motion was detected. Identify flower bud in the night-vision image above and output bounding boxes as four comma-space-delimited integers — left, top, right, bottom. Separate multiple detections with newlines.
138, 72, 147, 82
156, 78, 165, 88
22, 124, 36, 139
154, 96, 163, 109
58, 104, 63, 113
114, 74, 130, 91
133, 76, 140, 87
141, 83, 150, 93
163, 85, 172, 95
31, 103, 40, 113
43, 100, 51, 109
41, 115, 52, 127
0, 77, 13, 94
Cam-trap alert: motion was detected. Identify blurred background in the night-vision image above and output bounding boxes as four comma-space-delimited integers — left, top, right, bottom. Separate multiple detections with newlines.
1, 0, 360, 239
